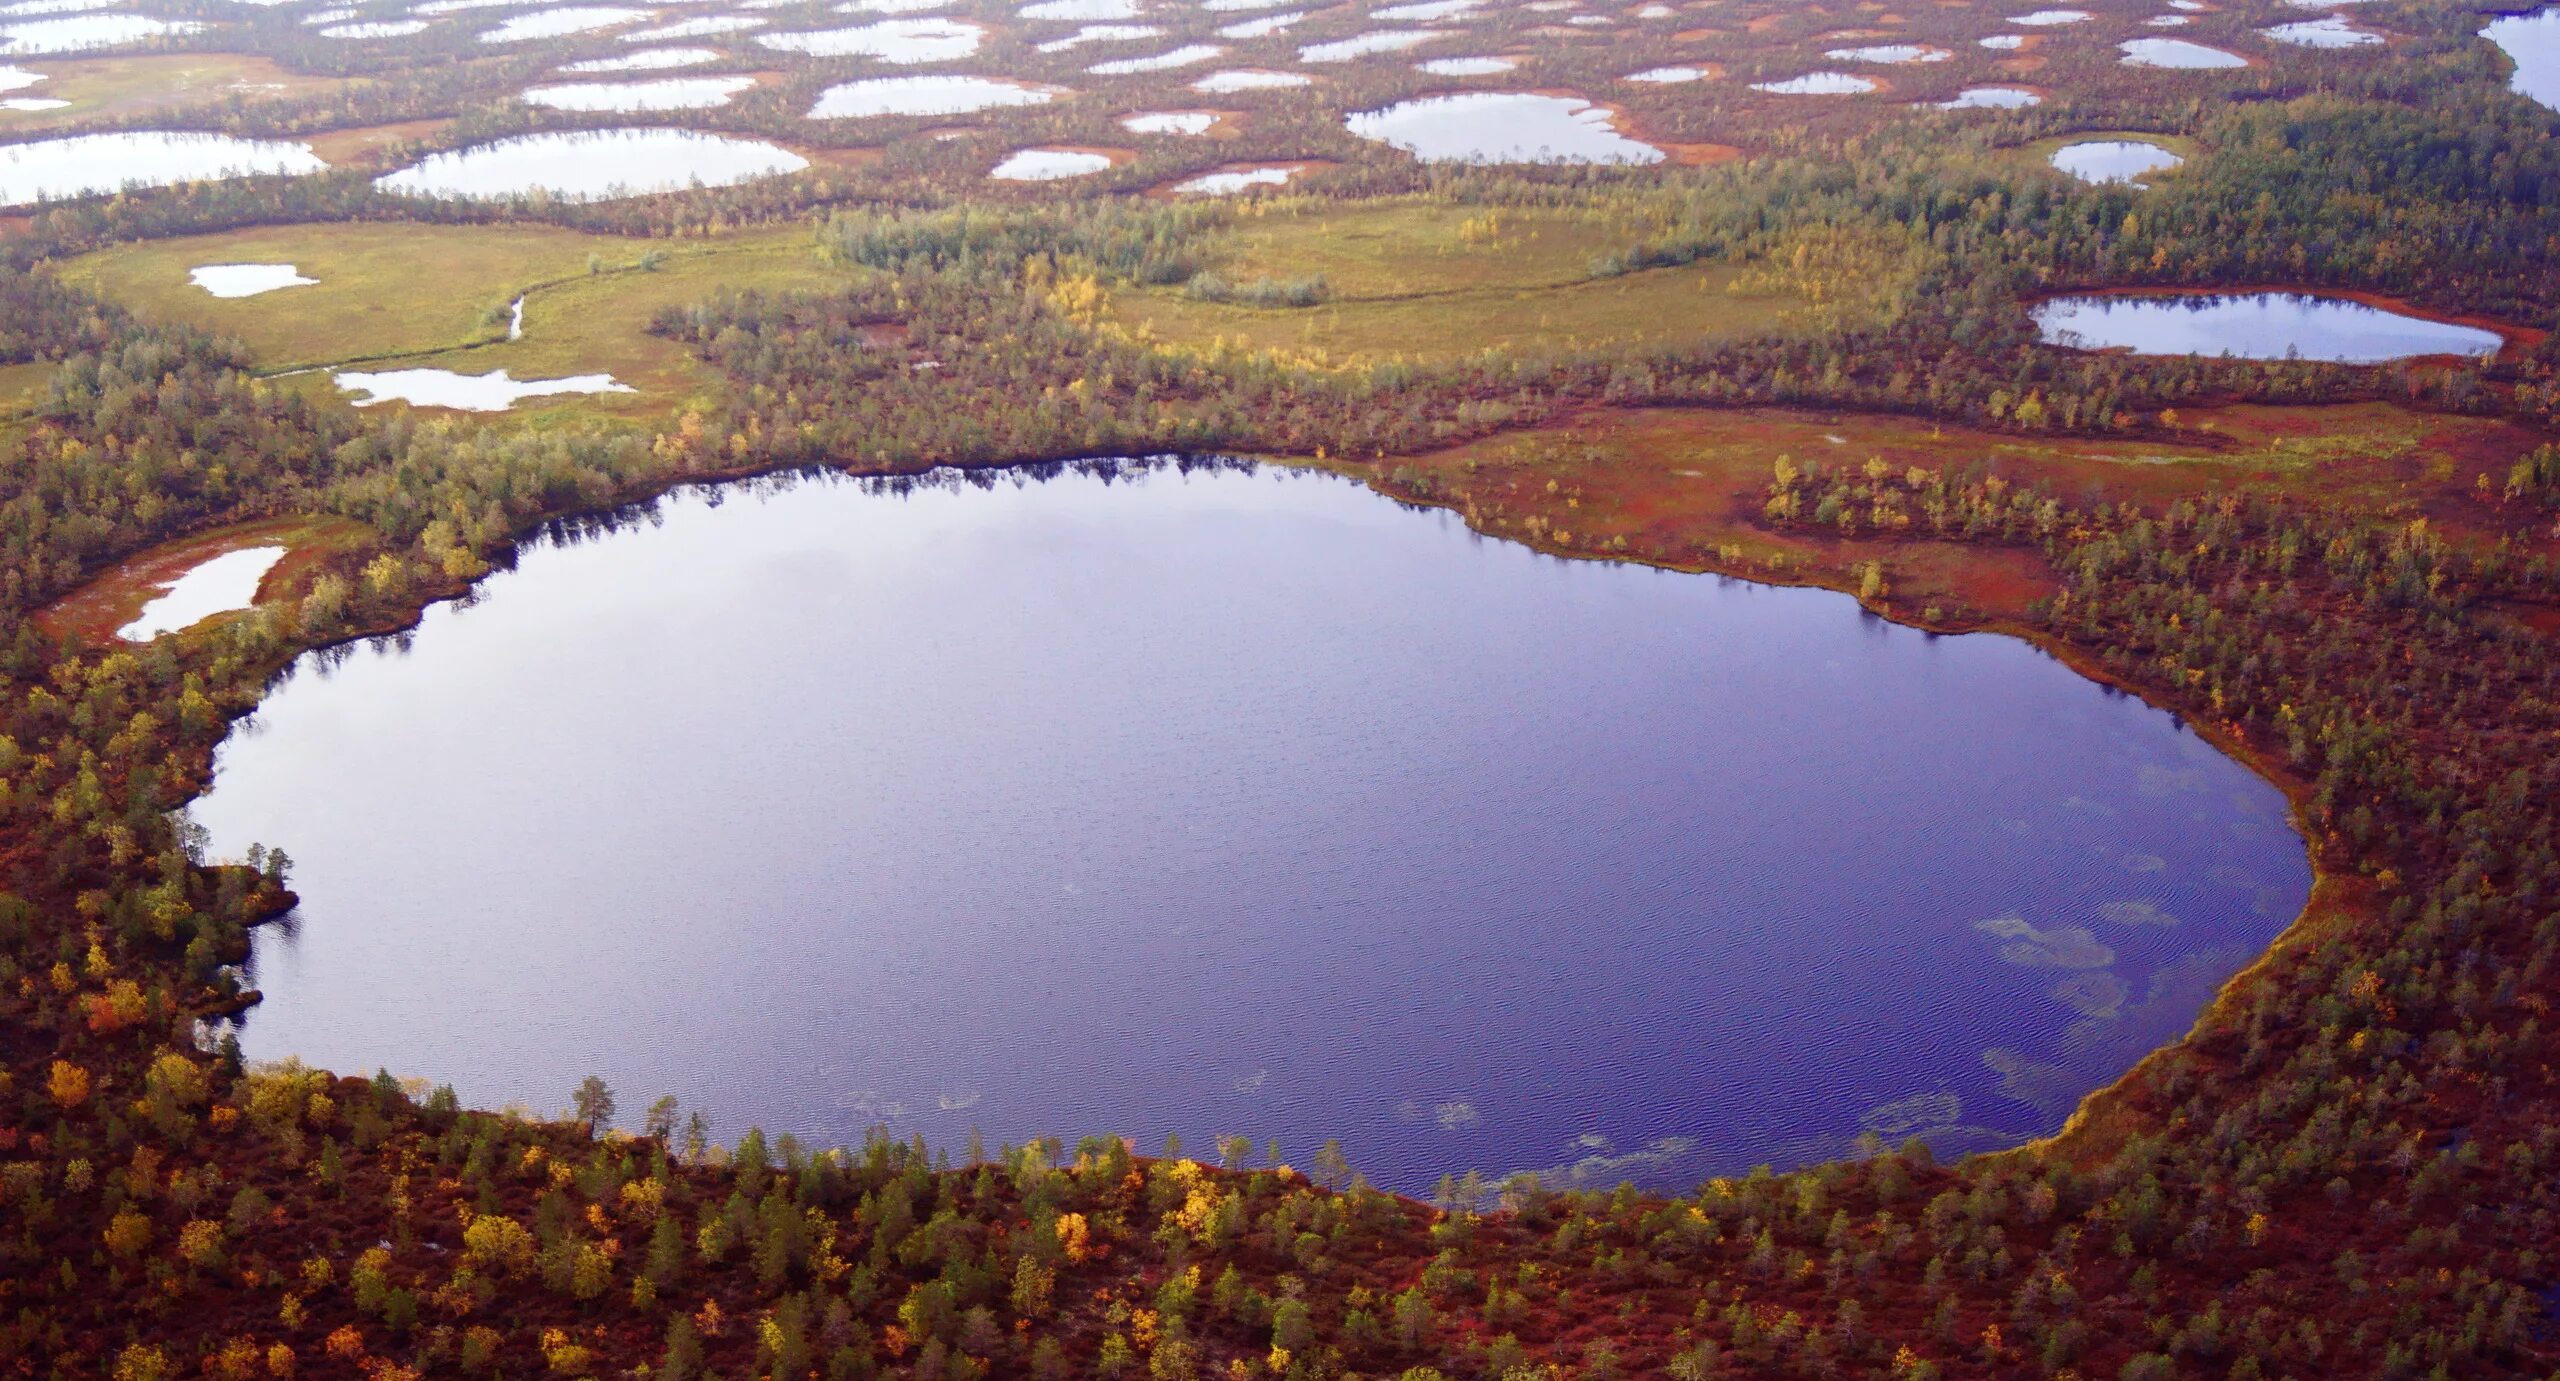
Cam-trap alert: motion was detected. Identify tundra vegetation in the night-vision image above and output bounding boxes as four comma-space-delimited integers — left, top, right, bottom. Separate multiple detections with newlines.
5, 0, 2560, 1376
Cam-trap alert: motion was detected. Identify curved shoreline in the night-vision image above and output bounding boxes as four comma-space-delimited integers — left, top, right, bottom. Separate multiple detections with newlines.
1332, 444, 2347, 1169
2034, 282, 2548, 363
185, 431, 2325, 1184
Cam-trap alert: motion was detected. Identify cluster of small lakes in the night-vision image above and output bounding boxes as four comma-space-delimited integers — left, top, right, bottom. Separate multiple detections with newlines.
15, 0, 2557, 1186
4, 0, 2552, 206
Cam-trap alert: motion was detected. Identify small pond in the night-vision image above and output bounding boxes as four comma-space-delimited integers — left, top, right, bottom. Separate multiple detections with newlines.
807, 74, 1058, 118
991, 146, 1113, 179
322, 19, 428, 36
2008, 8, 2087, 23
2262, 16, 2378, 48
2035, 292, 2505, 362
1299, 29, 1439, 61
1750, 71, 1878, 94
375, 129, 808, 201
1939, 85, 2040, 108
332, 367, 635, 411
1168, 161, 1300, 194
201, 461, 2311, 1192
1825, 43, 1944, 62
1038, 23, 1160, 51
191, 263, 317, 298
560, 45, 722, 71
1373, 0, 1477, 18
1345, 91, 1663, 164
476, 5, 647, 42
121, 546, 286, 641
2483, 8, 2559, 112
1215, 12, 1299, 37
520, 75, 758, 111
621, 15, 765, 39
2048, 137, 2182, 185
1020, 0, 1137, 18
757, 16, 983, 59
1191, 67, 1308, 91
1187, 68, 1310, 92
0, 130, 323, 207
1621, 63, 1703, 82
2119, 36, 2247, 67
1121, 110, 1216, 134
1089, 41, 1221, 73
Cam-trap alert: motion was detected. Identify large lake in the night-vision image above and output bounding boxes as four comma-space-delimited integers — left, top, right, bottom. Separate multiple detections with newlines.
199, 462, 2309, 1192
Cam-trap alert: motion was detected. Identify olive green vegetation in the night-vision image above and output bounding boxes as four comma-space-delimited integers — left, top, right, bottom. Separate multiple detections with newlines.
59, 223, 845, 425
1098, 200, 1865, 364
0, 360, 50, 417
1106, 259, 1781, 363
0, 52, 346, 129
1201, 200, 1667, 296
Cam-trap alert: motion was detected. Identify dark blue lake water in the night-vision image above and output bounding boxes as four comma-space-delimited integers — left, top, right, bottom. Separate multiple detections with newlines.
197, 461, 2308, 1192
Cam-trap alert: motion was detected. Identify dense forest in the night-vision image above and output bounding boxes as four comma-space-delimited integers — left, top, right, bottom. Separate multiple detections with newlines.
7, 0, 2560, 1375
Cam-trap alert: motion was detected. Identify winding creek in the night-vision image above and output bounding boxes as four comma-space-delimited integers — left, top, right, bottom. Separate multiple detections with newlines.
197, 461, 2311, 1192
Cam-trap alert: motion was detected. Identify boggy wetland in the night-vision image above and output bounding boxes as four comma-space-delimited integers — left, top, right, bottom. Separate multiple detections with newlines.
6, 0, 2560, 1374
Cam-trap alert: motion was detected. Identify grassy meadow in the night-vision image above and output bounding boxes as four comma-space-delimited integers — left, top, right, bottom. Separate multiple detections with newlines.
0, 53, 347, 130
1100, 199, 1838, 363
59, 223, 845, 425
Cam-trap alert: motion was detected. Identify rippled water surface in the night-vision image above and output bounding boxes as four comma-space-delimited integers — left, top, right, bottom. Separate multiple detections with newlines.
202, 462, 2310, 1192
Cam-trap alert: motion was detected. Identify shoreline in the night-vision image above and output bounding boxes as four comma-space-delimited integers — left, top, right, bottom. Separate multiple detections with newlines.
174, 421, 2338, 1185
2035, 281, 2549, 363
